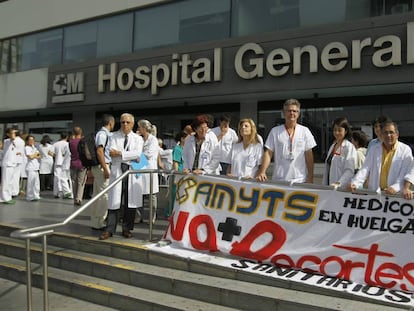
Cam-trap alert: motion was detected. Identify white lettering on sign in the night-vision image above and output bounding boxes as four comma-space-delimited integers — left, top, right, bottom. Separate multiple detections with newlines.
95, 22, 414, 94
98, 48, 222, 95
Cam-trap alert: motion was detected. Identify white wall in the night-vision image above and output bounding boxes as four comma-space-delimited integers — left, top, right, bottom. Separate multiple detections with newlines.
0, 0, 168, 39
0, 69, 48, 111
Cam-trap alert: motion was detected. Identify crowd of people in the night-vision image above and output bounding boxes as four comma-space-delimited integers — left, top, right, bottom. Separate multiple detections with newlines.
1, 98, 414, 240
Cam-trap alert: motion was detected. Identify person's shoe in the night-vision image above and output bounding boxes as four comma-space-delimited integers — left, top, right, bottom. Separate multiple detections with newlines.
3, 199, 16, 205
63, 193, 73, 199
99, 231, 112, 240
122, 229, 132, 238
74, 200, 82, 206
29, 197, 41, 202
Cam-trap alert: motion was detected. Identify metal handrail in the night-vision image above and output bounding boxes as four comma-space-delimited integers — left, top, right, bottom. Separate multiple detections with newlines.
10, 168, 169, 311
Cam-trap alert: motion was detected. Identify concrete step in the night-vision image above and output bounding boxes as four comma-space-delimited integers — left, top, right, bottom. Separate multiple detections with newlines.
0, 254, 240, 311
0, 223, 407, 311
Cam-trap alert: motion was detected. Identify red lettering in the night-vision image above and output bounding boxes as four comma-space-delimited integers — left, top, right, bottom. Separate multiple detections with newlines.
296, 255, 321, 273
167, 211, 189, 241
320, 256, 346, 278
375, 262, 403, 288
333, 243, 393, 286
401, 263, 414, 292
231, 220, 286, 261
188, 215, 218, 251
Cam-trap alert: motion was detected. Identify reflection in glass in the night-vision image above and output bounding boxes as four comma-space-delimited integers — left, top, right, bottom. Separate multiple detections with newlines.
134, 0, 230, 50
64, 21, 97, 63
18, 29, 63, 70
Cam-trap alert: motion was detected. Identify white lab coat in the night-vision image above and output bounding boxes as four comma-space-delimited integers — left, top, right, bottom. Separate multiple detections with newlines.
265, 124, 317, 183
1, 138, 18, 201
38, 143, 54, 174
211, 126, 238, 164
25, 145, 40, 201
351, 141, 413, 193
230, 142, 263, 178
142, 134, 159, 195
183, 133, 220, 175
322, 139, 356, 186
53, 140, 72, 196
108, 130, 144, 210
13, 136, 25, 195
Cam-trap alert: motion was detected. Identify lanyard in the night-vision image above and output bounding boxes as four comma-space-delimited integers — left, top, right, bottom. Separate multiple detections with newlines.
285, 126, 295, 154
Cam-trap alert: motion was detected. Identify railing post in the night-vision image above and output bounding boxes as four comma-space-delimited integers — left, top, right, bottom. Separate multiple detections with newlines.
149, 172, 153, 241
42, 235, 49, 311
25, 239, 32, 311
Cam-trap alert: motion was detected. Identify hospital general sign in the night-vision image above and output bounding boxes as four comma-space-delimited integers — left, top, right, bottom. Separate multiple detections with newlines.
51, 21, 414, 103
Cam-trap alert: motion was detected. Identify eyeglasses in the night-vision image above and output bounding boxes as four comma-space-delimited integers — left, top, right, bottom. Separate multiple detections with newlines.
285, 109, 299, 113
121, 121, 131, 124
383, 131, 396, 136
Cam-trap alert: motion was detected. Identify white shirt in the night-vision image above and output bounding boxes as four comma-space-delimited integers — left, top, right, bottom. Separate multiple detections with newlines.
25, 145, 40, 171
2, 138, 17, 167
230, 142, 263, 178
53, 140, 71, 170
265, 124, 316, 183
352, 141, 413, 193
211, 126, 238, 164
322, 139, 356, 186
38, 143, 54, 174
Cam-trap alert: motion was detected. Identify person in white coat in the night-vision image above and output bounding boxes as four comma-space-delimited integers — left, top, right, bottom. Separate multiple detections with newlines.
1, 128, 19, 204
228, 118, 263, 179
38, 135, 54, 191
349, 121, 413, 194
257, 98, 317, 184
12, 130, 25, 196
100, 113, 144, 240
323, 117, 357, 187
137, 120, 159, 224
211, 114, 238, 175
25, 135, 41, 201
183, 114, 220, 175
53, 132, 72, 199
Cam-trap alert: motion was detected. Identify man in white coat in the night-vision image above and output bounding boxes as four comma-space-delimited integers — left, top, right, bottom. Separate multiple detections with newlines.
257, 98, 317, 183
53, 132, 72, 199
349, 121, 413, 194
99, 113, 144, 240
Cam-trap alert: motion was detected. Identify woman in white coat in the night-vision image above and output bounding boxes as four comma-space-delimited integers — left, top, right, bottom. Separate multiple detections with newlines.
228, 118, 263, 179
100, 113, 144, 240
323, 117, 357, 187
53, 132, 72, 199
137, 119, 159, 224
183, 114, 220, 175
25, 135, 41, 201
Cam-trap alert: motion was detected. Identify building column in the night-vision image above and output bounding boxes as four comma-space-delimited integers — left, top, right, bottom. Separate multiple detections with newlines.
73, 111, 95, 134
240, 99, 258, 125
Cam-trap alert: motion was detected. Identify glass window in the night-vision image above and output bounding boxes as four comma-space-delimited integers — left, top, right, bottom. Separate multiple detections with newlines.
64, 21, 97, 63
134, 0, 230, 50
231, 0, 299, 37
17, 29, 62, 71
97, 13, 133, 57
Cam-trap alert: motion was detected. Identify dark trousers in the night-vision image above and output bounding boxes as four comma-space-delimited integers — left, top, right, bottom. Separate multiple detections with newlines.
120, 164, 136, 231
220, 162, 230, 175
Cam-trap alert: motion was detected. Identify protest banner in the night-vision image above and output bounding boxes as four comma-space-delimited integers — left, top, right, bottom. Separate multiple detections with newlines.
163, 174, 414, 298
